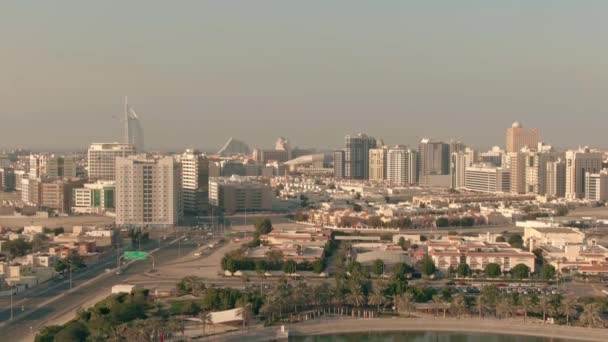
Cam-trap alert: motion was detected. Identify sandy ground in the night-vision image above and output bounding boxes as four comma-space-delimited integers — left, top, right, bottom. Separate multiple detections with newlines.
216, 317, 608, 342
568, 206, 608, 219
0, 214, 115, 229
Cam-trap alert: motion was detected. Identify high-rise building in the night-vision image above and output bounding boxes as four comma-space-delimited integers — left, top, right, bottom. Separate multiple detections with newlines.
546, 159, 566, 198
345, 133, 376, 179
368, 147, 388, 182
464, 164, 511, 193
0, 168, 15, 191
208, 176, 272, 215
181, 149, 209, 214
418, 139, 450, 186
505, 121, 540, 153
565, 147, 603, 199
387, 146, 417, 186
451, 147, 477, 189
87, 143, 136, 181
29, 154, 47, 179
508, 152, 527, 194
449, 141, 466, 155
585, 170, 608, 202
115, 155, 182, 227
479, 146, 504, 167
13, 170, 26, 192
523, 145, 562, 195
21, 177, 40, 205
46, 155, 77, 179
124, 97, 145, 152
333, 150, 345, 179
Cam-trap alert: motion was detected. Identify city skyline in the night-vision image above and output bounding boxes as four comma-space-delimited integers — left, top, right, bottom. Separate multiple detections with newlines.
2, 1, 608, 150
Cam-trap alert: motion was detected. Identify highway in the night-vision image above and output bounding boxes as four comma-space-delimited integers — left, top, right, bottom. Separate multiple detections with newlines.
0, 236, 199, 341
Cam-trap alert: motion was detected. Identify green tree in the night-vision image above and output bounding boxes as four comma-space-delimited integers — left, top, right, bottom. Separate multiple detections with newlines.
456, 264, 471, 277
372, 259, 385, 276
368, 216, 383, 228
508, 234, 524, 248
422, 255, 436, 276
561, 297, 577, 326
484, 263, 502, 278
35, 326, 63, 342
579, 303, 603, 327
555, 205, 569, 217
254, 218, 273, 234
436, 217, 449, 227
31, 233, 50, 252
368, 285, 386, 312
395, 292, 415, 317
54, 321, 89, 342
540, 264, 556, 280
283, 260, 297, 274
511, 264, 530, 279
4, 238, 32, 257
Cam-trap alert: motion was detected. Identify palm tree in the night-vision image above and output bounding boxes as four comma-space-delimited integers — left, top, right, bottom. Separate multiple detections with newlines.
538, 295, 551, 324
260, 301, 278, 322
314, 283, 331, 313
165, 317, 185, 338
239, 303, 253, 331
520, 295, 534, 323
368, 286, 386, 313
395, 292, 415, 317
580, 303, 603, 328
496, 297, 515, 319
450, 294, 467, 318
346, 284, 366, 309
431, 295, 446, 318
561, 297, 577, 326
199, 311, 212, 336
477, 295, 485, 319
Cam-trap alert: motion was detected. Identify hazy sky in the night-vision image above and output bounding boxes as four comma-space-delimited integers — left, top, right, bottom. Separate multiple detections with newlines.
1, 1, 607, 152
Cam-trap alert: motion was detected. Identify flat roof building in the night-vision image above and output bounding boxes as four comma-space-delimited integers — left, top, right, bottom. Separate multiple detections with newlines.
209, 176, 272, 215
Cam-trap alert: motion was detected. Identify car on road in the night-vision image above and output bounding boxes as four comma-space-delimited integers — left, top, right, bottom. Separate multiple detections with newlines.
115, 270, 122, 275
194, 252, 201, 256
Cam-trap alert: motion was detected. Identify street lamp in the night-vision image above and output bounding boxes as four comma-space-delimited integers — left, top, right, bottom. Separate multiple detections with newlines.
9, 285, 15, 320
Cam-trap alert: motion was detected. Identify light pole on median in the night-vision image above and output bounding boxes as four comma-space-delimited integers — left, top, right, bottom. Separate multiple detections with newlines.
69, 260, 73, 290
10, 286, 14, 320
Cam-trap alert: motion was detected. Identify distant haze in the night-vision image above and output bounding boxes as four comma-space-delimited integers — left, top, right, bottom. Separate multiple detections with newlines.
1, 1, 607, 152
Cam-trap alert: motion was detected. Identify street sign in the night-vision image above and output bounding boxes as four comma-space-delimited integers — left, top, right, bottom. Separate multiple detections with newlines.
123, 251, 148, 260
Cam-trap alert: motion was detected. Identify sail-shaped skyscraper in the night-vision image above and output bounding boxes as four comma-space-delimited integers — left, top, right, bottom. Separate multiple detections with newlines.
124, 97, 144, 152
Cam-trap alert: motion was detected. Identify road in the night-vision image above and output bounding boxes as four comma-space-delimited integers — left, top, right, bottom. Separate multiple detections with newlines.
0, 236, 199, 341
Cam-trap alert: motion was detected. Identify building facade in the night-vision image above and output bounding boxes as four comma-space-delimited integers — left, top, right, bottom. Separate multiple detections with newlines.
565, 147, 603, 199
508, 152, 526, 194
181, 149, 209, 214
464, 164, 510, 193
115, 155, 182, 227
418, 139, 450, 186
333, 150, 345, 179
546, 159, 566, 198
344, 133, 376, 180
87, 143, 136, 181
368, 147, 388, 182
585, 170, 608, 202
451, 148, 477, 189
208, 177, 272, 215
505, 121, 540, 153
72, 181, 116, 214
387, 146, 417, 186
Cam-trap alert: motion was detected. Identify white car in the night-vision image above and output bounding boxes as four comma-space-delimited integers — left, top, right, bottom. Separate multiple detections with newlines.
194, 252, 201, 256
